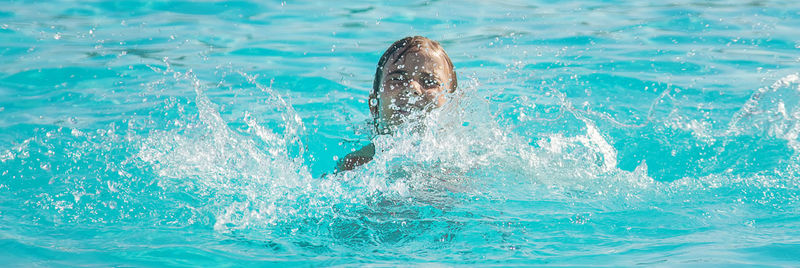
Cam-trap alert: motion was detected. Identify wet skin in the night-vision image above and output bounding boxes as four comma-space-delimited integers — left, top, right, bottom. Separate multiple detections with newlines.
374, 46, 454, 129
337, 43, 455, 172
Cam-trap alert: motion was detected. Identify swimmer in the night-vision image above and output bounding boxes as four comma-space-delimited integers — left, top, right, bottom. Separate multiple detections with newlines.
337, 36, 457, 171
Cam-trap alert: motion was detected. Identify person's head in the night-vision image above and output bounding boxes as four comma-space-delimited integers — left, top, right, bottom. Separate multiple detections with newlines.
369, 36, 457, 133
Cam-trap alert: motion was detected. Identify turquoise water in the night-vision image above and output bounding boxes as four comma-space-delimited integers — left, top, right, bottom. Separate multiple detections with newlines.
2, 0, 800, 265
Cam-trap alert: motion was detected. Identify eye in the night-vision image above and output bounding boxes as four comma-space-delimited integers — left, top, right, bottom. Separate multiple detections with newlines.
389, 75, 404, 83
423, 78, 441, 88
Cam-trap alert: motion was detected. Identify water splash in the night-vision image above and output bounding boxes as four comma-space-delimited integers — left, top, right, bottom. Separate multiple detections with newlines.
136, 69, 317, 233
729, 73, 800, 150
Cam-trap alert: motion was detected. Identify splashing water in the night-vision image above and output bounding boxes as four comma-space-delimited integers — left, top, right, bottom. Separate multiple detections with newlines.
2, 0, 800, 266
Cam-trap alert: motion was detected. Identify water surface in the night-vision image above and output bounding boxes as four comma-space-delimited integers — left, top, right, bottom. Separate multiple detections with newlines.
2, 0, 800, 266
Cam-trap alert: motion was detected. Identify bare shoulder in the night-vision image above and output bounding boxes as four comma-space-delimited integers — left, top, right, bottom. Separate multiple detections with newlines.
336, 143, 376, 172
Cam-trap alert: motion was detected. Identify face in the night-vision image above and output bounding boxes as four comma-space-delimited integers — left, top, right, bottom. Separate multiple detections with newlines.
374, 45, 453, 129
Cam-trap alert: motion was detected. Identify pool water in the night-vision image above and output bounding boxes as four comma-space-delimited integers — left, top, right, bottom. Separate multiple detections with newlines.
2, 0, 800, 266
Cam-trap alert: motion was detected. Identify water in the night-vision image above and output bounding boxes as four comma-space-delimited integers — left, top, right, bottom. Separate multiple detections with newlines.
2, 0, 800, 266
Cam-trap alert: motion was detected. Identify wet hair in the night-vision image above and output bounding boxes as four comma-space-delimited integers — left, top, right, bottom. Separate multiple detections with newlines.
370, 36, 457, 122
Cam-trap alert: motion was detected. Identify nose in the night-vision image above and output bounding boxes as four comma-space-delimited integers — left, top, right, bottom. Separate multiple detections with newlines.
408, 80, 423, 96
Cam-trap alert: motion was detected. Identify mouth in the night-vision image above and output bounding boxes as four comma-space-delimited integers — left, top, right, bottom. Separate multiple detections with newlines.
390, 101, 428, 119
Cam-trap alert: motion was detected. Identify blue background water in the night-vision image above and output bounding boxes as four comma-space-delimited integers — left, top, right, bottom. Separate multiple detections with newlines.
2, 0, 800, 266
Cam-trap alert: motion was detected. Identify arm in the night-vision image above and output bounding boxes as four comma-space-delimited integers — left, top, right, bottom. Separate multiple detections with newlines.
336, 143, 376, 172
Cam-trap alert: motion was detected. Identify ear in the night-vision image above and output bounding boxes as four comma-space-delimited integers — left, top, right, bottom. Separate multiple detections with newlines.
369, 93, 383, 134
369, 93, 379, 118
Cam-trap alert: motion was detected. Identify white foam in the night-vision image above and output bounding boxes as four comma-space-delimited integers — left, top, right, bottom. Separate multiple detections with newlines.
728, 73, 800, 150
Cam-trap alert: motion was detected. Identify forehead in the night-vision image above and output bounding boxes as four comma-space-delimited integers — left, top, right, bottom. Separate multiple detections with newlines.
384, 44, 449, 74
